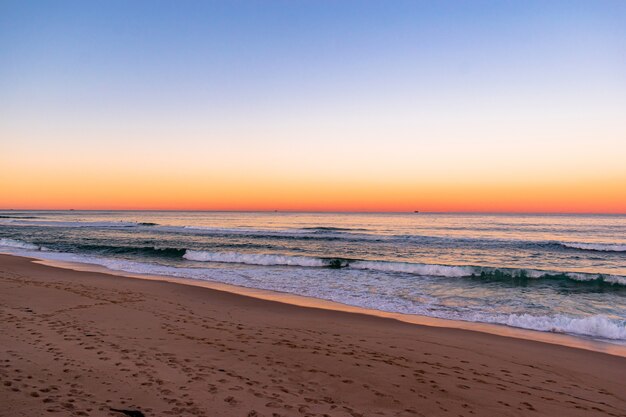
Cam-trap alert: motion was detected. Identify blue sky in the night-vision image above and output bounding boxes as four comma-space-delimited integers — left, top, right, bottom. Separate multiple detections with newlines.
3, 1, 624, 116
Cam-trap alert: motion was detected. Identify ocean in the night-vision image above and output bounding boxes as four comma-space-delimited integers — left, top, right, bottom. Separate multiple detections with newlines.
1, 211, 624, 343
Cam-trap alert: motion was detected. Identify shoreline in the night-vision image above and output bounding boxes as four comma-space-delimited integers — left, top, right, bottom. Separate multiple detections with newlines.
3, 251, 624, 357
1, 253, 625, 416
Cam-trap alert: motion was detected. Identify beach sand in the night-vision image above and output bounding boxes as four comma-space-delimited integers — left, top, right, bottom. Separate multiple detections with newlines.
1, 254, 624, 417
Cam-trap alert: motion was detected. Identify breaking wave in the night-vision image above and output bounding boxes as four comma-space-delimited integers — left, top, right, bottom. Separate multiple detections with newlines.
182, 250, 626, 286
350, 260, 473, 277
482, 314, 626, 340
3, 238, 623, 286
0, 238, 41, 251
559, 242, 626, 252
69, 244, 186, 258
183, 250, 349, 268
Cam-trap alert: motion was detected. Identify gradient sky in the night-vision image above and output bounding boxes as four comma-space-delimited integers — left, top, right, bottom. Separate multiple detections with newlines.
1, 1, 625, 212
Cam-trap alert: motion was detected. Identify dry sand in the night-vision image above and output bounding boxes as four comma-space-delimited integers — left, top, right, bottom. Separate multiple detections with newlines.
0, 254, 624, 417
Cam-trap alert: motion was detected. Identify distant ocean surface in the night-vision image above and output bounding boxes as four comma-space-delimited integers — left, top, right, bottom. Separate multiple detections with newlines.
1, 211, 625, 343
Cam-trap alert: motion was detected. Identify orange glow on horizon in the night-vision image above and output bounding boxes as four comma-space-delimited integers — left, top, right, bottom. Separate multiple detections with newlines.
2, 172, 624, 214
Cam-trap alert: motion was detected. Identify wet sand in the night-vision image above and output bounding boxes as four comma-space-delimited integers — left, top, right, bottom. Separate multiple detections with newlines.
1, 254, 625, 417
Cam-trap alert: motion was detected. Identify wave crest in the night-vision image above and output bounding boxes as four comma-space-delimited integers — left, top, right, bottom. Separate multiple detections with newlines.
351, 260, 473, 277
70, 244, 185, 258
560, 242, 626, 252
181, 250, 626, 286
492, 314, 626, 340
183, 250, 350, 268
0, 238, 41, 251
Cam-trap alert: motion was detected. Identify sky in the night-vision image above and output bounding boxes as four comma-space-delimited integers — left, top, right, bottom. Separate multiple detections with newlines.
1, 1, 625, 212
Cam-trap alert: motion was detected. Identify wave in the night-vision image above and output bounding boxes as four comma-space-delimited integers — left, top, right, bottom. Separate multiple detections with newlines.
351, 262, 626, 286
398, 259, 612, 284
482, 314, 626, 341
351, 260, 473, 277
182, 250, 626, 286
176, 229, 626, 255
184, 250, 349, 268
3, 237, 622, 286
0, 239, 186, 258
69, 244, 185, 258
0, 238, 42, 251
559, 242, 626, 252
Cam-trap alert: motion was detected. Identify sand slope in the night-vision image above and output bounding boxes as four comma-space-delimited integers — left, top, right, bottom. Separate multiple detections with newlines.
1, 254, 625, 417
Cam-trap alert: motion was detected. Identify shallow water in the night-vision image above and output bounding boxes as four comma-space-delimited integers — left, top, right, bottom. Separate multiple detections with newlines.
1, 211, 625, 342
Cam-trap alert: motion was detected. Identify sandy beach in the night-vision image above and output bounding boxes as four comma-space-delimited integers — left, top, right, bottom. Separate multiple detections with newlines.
1, 254, 625, 417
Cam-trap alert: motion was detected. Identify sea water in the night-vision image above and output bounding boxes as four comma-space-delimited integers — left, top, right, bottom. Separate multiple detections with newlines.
1, 211, 624, 343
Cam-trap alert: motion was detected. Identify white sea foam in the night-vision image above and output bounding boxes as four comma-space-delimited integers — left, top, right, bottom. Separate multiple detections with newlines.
0, 238, 40, 251
183, 250, 327, 267
484, 314, 626, 340
180, 250, 626, 284
183, 250, 477, 275
9, 237, 617, 284
350, 260, 474, 277
560, 242, 626, 252
351, 261, 625, 285
605, 276, 626, 286
563, 272, 626, 286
